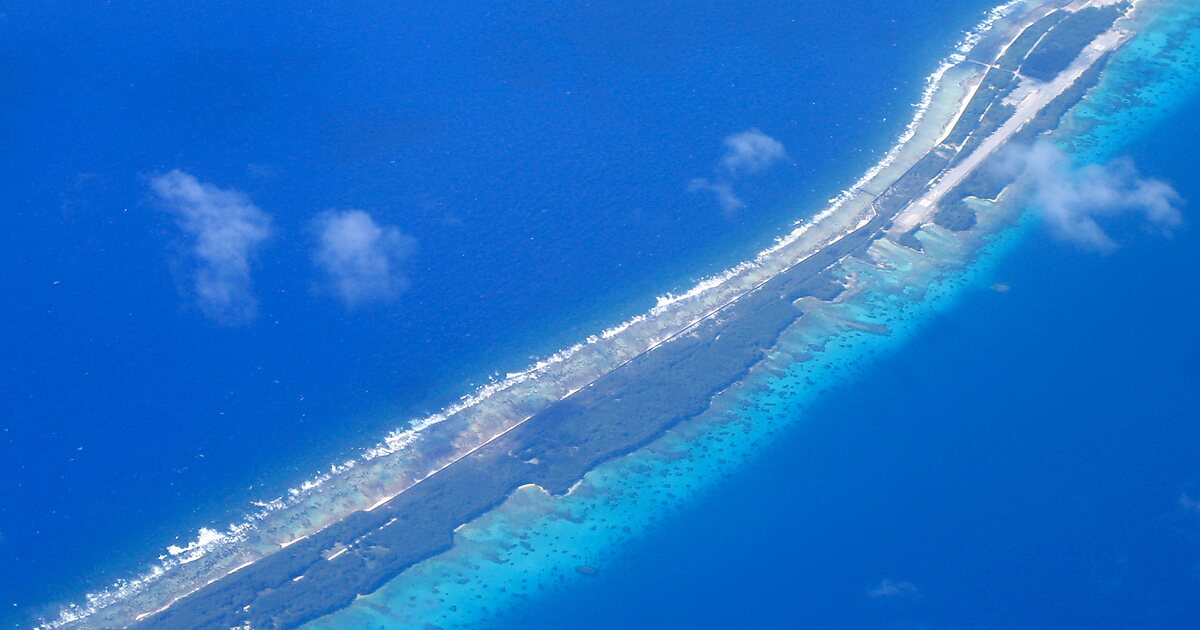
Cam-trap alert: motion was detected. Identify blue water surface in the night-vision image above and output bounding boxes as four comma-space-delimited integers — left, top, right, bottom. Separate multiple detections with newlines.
492, 90, 1200, 629
0, 0, 999, 622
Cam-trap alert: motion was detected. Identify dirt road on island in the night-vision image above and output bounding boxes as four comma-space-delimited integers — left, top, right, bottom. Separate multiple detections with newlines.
891, 16, 1131, 234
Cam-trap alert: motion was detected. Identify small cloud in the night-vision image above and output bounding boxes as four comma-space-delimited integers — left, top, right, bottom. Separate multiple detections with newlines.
720, 128, 788, 176
689, 128, 787, 212
312, 210, 417, 307
1003, 141, 1183, 252
1181, 494, 1200, 513
688, 177, 744, 213
868, 578, 920, 599
150, 170, 273, 325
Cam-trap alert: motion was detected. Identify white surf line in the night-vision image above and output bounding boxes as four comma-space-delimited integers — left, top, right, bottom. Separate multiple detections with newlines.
40, 6, 1052, 629
357, 206, 884, 517
360, 209, 875, 516
895, 11, 1132, 232
126, 424, 529, 625
132, 9, 1021, 607
305, 0, 1129, 601
935, 65, 992, 148
132, 559, 257, 622
331, 0, 1032, 522
131, 518, 325, 621
363, 413, 535, 513
938, 4, 1061, 148
122, 190, 876, 629
345, 211, 883, 573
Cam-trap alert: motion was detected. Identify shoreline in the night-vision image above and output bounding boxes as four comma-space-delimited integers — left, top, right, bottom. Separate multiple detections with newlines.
37, 2, 1049, 627
39, 0, 1138, 626
315, 1, 1200, 625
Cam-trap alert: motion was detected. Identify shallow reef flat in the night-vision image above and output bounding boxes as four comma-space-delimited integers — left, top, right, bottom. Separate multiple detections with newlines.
303, 170, 1035, 630
43, 0, 1175, 627
309, 4, 1200, 627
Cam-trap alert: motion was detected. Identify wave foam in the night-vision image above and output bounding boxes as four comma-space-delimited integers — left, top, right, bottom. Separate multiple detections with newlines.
38, 2, 1033, 628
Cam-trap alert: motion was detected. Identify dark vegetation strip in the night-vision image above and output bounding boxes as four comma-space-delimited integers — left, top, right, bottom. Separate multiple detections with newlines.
875, 150, 952, 218
950, 4, 1125, 164
942, 67, 1021, 149
934, 50, 1117, 231
897, 227, 925, 251
998, 10, 1067, 71
1015, 50, 1114, 146
1021, 4, 1128, 81
137, 216, 901, 629
130, 13, 1127, 630
954, 100, 1018, 163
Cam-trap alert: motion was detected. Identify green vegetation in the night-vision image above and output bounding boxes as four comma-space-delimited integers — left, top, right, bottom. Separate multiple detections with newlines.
933, 198, 978, 231
946, 5, 1124, 162
874, 151, 951, 217
897, 228, 924, 251
953, 101, 1016, 165
938, 48, 1117, 228
134, 223, 870, 630
1021, 4, 1127, 82
1015, 51, 1113, 144
997, 10, 1066, 72
942, 67, 1020, 148
125, 16, 1131, 629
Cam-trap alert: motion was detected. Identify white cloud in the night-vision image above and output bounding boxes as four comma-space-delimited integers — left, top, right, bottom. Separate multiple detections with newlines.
150, 170, 273, 325
1181, 494, 1200, 513
721, 128, 788, 175
690, 128, 787, 212
688, 177, 744, 213
867, 578, 919, 599
1005, 141, 1183, 251
312, 210, 417, 307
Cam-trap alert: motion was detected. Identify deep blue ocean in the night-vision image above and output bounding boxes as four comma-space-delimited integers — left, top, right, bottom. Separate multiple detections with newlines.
0, 0, 999, 620
491, 89, 1200, 628
7, 1, 1197, 628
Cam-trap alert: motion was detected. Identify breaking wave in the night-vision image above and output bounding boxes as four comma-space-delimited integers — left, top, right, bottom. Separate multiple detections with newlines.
40, 2, 1032, 627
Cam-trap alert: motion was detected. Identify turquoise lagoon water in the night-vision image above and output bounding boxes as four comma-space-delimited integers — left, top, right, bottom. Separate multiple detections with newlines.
307, 2, 1200, 628
3, 1, 1009, 623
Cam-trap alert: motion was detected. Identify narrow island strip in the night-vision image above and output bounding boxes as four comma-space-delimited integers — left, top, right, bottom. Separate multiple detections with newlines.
42, 1, 1144, 628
